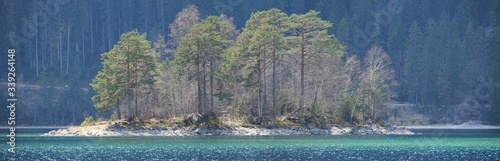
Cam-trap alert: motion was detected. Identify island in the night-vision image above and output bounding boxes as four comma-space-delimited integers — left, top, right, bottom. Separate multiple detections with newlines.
45, 115, 413, 136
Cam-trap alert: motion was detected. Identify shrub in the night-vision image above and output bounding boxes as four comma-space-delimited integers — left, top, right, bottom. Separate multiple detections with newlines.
81, 116, 95, 126
241, 115, 250, 125
110, 112, 119, 121
128, 118, 144, 127
206, 115, 224, 129
275, 116, 300, 127
149, 121, 160, 129
183, 117, 195, 127
164, 117, 183, 127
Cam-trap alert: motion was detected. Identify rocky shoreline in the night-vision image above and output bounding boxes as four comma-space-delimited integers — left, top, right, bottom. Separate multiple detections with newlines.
44, 124, 413, 136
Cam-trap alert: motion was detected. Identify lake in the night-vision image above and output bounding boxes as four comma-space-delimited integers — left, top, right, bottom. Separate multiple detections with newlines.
1, 129, 500, 160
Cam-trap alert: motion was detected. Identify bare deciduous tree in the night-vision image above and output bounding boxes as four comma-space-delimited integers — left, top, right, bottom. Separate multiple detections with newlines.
168, 5, 200, 49
361, 45, 397, 121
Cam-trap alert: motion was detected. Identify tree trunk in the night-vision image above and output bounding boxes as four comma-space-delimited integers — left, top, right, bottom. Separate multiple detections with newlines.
82, 24, 85, 69
350, 105, 356, 123
116, 98, 122, 119
128, 93, 132, 120
135, 89, 138, 118
107, 0, 111, 51
126, 49, 131, 120
71, 98, 75, 124
371, 103, 374, 120
300, 32, 305, 114
170, 84, 176, 117
210, 60, 214, 114
66, 25, 70, 75
43, 29, 47, 69
263, 50, 268, 119
257, 52, 262, 122
203, 61, 207, 115
272, 49, 277, 119
161, 1, 165, 38
134, 58, 139, 117
197, 62, 202, 114
414, 77, 419, 106
50, 43, 53, 67
36, 18, 39, 77
90, 2, 94, 60
59, 27, 62, 72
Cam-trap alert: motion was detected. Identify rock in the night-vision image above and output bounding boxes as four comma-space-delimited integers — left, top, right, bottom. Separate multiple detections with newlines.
320, 124, 332, 130
194, 126, 209, 135
213, 129, 223, 135
352, 126, 372, 135
263, 121, 275, 129
310, 129, 329, 135
307, 123, 317, 129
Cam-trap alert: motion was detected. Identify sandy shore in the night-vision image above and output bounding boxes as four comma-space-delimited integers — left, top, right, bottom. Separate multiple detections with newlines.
44, 124, 414, 136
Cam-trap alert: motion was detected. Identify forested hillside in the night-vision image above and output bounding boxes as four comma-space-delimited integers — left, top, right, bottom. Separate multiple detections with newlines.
1, 0, 499, 126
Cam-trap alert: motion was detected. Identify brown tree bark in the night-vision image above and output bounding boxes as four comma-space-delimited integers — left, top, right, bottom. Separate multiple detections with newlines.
300, 31, 305, 114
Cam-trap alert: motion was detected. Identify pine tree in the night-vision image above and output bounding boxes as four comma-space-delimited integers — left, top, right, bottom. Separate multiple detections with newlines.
288, 10, 331, 115
227, 8, 289, 121
404, 21, 423, 105
91, 30, 156, 120
175, 16, 235, 115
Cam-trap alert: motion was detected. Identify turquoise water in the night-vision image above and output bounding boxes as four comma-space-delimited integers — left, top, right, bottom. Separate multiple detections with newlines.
1, 130, 500, 160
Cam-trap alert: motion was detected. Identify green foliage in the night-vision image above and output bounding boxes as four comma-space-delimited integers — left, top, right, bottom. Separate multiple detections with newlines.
228, 9, 288, 88
144, 119, 162, 129
241, 114, 260, 125
127, 118, 145, 127
90, 30, 157, 118
404, 21, 423, 105
175, 15, 235, 115
199, 115, 225, 129
81, 116, 95, 127
241, 115, 250, 125
207, 116, 225, 129
336, 18, 350, 44
163, 117, 184, 127
110, 112, 119, 121
183, 116, 196, 127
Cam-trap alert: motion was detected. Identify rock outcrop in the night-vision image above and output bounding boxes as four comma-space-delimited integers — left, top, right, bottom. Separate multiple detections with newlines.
44, 124, 413, 136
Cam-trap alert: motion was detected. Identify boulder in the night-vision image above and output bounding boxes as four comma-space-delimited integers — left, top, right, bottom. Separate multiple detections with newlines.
194, 126, 209, 135
310, 129, 329, 135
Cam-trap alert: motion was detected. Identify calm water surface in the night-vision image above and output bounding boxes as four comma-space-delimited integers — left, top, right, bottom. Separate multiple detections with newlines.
1, 129, 500, 160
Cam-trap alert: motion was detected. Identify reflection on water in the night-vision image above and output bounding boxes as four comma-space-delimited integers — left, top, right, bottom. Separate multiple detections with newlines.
1, 129, 499, 160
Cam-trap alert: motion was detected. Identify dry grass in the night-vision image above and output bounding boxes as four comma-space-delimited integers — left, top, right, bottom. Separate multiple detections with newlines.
67, 122, 108, 133
221, 117, 243, 127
